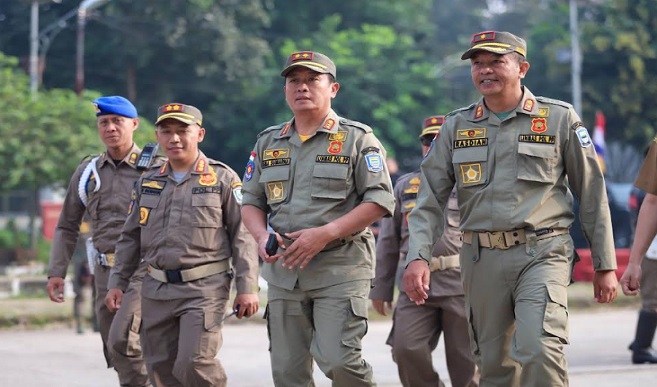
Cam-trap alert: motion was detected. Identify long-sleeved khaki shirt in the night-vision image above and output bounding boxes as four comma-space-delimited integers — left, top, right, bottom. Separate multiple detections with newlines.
108, 152, 259, 299
241, 110, 396, 291
370, 171, 463, 301
48, 144, 143, 278
408, 87, 616, 271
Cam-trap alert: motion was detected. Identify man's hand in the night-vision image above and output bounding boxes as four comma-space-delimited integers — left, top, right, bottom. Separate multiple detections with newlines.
371, 300, 393, 316
105, 288, 124, 313
281, 227, 333, 270
593, 270, 618, 303
620, 262, 642, 296
233, 293, 259, 318
402, 259, 430, 305
258, 233, 286, 264
46, 277, 65, 303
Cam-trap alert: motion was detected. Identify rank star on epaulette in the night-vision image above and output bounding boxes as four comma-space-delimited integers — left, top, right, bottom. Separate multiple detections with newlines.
474, 105, 484, 119
195, 159, 206, 173
322, 119, 335, 130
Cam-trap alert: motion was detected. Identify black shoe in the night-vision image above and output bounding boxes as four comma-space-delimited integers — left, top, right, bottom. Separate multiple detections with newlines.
632, 347, 657, 364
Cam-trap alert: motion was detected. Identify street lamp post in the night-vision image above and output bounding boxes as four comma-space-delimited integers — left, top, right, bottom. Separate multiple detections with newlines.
75, 0, 111, 95
29, 1, 39, 99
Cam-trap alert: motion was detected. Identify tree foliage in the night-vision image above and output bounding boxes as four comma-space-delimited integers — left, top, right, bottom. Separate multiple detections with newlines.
0, 0, 654, 177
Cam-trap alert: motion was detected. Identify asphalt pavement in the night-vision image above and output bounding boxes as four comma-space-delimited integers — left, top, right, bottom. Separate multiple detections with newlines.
1, 307, 656, 386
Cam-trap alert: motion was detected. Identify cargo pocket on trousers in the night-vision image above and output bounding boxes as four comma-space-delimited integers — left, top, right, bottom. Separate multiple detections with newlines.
341, 298, 369, 350
543, 284, 569, 344
126, 314, 142, 356
201, 308, 222, 358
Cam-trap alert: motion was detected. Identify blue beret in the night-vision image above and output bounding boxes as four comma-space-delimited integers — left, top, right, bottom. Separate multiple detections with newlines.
92, 96, 138, 118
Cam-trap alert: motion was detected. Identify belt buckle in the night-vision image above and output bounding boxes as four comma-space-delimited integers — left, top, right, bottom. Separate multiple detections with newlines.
165, 270, 183, 284
487, 232, 509, 250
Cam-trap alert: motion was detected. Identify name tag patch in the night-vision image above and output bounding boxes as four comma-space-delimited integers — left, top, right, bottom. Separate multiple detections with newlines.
316, 155, 351, 164
518, 134, 556, 144
192, 186, 221, 194
453, 138, 489, 149
262, 158, 291, 168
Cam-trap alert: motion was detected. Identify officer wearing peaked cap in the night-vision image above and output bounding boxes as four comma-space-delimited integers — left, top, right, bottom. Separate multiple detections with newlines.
241, 51, 395, 386
106, 102, 259, 387
47, 96, 151, 386
370, 116, 479, 387
403, 31, 618, 386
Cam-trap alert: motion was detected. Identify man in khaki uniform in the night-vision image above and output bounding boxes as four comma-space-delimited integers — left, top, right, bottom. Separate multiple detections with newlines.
621, 139, 657, 363
370, 116, 478, 387
46, 96, 150, 386
241, 51, 395, 387
106, 103, 259, 387
403, 31, 618, 386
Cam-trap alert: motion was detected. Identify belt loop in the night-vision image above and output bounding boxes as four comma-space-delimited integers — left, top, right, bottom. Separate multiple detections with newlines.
526, 230, 537, 256
471, 231, 480, 262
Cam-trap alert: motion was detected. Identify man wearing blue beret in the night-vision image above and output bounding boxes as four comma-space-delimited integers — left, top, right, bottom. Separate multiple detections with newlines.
47, 96, 153, 386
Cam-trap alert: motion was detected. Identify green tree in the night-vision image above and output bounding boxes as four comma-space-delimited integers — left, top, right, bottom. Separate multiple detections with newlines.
581, 0, 657, 149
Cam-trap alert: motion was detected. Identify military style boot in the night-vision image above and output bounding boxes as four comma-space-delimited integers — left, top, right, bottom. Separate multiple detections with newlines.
631, 309, 657, 364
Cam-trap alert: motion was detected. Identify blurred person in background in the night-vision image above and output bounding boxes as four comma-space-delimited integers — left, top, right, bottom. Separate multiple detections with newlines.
370, 115, 478, 387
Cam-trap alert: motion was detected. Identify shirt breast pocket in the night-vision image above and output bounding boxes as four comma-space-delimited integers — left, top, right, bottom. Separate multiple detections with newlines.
517, 142, 557, 183
259, 167, 290, 204
453, 147, 488, 189
192, 193, 223, 228
311, 164, 349, 200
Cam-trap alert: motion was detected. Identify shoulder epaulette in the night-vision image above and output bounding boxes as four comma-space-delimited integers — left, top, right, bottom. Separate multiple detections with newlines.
79, 153, 100, 165
536, 96, 572, 109
150, 155, 167, 168
257, 122, 287, 138
445, 102, 477, 118
339, 118, 372, 133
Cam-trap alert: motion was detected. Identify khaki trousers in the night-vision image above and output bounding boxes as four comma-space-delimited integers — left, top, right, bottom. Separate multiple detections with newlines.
460, 233, 572, 387
140, 295, 229, 387
96, 265, 150, 386
266, 280, 375, 387
390, 293, 478, 387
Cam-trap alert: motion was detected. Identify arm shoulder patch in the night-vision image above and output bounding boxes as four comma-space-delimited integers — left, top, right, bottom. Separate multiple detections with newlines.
339, 118, 372, 133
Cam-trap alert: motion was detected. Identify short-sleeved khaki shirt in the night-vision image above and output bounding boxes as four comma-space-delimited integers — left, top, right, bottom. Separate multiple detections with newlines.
635, 140, 657, 195
407, 87, 616, 271
48, 144, 144, 278
241, 109, 395, 291
108, 152, 259, 299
